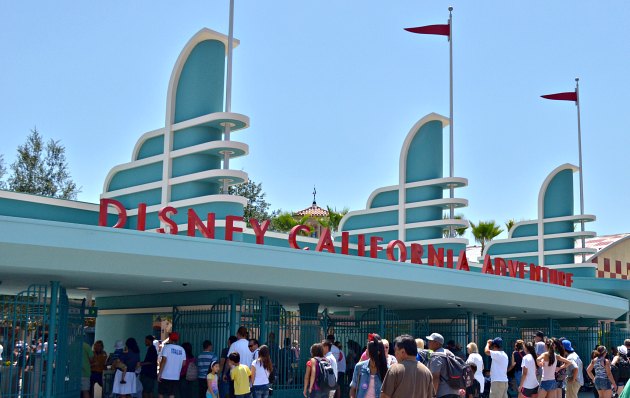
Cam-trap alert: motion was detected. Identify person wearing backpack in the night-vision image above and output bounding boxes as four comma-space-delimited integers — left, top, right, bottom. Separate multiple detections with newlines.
427, 332, 461, 398
307, 343, 334, 398
484, 337, 508, 398
612, 345, 630, 391
179, 342, 197, 398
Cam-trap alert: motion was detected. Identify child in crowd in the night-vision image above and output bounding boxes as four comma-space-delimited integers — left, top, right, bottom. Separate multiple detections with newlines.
207, 360, 220, 398
467, 363, 481, 398
108, 340, 128, 384
482, 368, 491, 398
229, 352, 252, 398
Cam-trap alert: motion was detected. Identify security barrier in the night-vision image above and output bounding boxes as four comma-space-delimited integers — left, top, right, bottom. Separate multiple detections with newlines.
0, 282, 85, 398
172, 297, 630, 398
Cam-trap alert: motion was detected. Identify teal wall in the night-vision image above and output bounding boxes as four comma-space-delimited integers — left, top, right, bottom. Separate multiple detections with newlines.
95, 313, 154, 358
108, 161, 163, 191
137, 135, 164, 160
371, 190, 398, 207
0, 195, 99, 225
544, 169, 574, 219
174, 40, 226, 123
405, 120, 443, 182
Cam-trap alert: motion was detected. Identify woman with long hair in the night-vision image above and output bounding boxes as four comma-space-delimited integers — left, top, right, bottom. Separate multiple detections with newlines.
587, 346, 618, 398
179, 342, 196, 398
251, 345, 274, 398
349, 333, 388, 398
519, 342, 539, 398
467, 342, 485, 395
508, 340, 525, 394
537, 339, 572, 398
551, 339, 568, 398
112, 337, 140, 398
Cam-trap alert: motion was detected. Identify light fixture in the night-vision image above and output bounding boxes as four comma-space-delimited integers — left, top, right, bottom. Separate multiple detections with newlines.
76, 287, 90, 290
161, 280, 173, 283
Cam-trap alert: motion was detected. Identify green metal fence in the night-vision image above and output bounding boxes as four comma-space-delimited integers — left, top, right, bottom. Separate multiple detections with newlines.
171, 297, 629, 398
0, 282, 85, 398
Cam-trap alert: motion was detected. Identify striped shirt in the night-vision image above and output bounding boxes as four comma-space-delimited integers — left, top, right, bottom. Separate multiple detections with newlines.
197, 351, 218, 379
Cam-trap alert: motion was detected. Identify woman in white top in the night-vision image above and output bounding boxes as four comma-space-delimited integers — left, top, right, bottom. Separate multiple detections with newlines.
466, 342, 485, 394
519, 342, 540, 398
251, 345, 273, 398
537, 340, 572, 398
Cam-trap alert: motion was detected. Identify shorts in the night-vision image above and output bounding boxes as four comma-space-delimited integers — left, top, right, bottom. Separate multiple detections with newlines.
158, 378, 180, 395
521, 386, 539, 397
540, 380, 557, 391
140, 374, 156, 393
594, 378, 612, 391
81, 376, 90, 391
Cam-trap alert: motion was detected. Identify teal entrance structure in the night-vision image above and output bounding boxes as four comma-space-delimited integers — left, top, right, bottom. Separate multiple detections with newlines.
0, 27, 628, 398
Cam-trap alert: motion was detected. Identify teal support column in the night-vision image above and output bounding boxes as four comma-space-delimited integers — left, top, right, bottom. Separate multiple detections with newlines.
548, 318, 554, 337
378, 305, 385, 338
260, 296, 268, 345
45, 281, 60, 398
299, 303, 320, 367
230, 293, 238, 336
467, 312, 474, 344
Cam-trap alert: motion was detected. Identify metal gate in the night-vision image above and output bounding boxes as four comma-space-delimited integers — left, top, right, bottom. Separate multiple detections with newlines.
0, 282, 85, 398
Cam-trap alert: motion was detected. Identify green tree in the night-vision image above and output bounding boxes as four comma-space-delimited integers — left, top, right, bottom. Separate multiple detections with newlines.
269, 212, 311, 234
443, 213, 468, 238
318, 207, 349, 236
0, 154, 6, 189
470, 220, 504, 254
505, 219, 516, 234
228, 179, 273, 225
8, 128, 79, 199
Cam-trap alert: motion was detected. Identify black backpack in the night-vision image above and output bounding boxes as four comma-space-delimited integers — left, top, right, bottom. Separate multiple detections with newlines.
617, 355, 630, 379
432, 352, 474, 389
315, 358, 337, 391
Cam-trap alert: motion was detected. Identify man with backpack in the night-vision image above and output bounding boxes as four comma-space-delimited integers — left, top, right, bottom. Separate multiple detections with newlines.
427, 333, 470, 398
322, 339, 339, 398
612, 345, 630, 391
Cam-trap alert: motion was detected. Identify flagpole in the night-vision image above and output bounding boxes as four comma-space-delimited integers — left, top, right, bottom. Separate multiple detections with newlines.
222, 0, 235, 194
448, 6, 455, 238
575, 77, 585, 262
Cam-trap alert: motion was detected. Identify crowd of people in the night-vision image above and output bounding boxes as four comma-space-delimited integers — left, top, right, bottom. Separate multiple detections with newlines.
78, 327, 630, 398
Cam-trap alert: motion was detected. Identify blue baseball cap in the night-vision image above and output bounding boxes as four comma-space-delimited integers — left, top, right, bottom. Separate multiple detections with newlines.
562, 340, 574, 353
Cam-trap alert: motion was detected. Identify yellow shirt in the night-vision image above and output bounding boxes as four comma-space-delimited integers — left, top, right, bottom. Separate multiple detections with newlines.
230, 364, 251, 395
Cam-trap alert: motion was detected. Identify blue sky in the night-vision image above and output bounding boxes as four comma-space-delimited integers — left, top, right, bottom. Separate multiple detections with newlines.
1, 1, 628, 239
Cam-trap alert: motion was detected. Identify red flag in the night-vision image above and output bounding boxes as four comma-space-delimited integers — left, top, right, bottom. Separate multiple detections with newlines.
405, 24, 450, 36
541, 92, 577, 101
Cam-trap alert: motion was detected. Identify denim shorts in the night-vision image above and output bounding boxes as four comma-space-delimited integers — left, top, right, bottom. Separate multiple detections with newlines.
540, 380, 557, 391
594, 378, 612, 391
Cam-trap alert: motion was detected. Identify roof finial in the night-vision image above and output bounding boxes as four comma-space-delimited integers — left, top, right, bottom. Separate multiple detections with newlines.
312, 185, 317, 206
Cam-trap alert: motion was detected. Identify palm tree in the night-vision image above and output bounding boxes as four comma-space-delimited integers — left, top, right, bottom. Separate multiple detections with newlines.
505, 219, 516, 234
470, 220, 504, 254
442, 214, 468, 238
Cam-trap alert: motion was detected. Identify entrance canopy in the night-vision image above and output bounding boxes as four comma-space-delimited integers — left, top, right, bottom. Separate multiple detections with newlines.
0, 215, 626, 319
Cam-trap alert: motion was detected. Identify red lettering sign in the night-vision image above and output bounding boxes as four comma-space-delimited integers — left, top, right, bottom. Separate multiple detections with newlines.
96, 203, 575, 288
